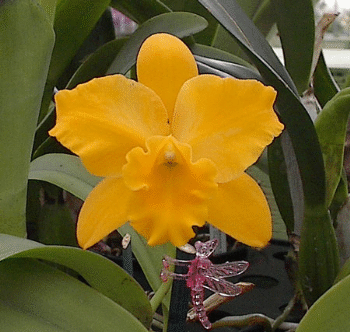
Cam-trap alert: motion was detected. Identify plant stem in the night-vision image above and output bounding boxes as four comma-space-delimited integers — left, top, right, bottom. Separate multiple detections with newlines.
272, 295, 297, 331
211, 313, 273, 331
150, 279, 173, 314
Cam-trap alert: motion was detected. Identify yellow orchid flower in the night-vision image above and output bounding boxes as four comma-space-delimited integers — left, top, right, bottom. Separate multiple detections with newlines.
49, 33, 284, 249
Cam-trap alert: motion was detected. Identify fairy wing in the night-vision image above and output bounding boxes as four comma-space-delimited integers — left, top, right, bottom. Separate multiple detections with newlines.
204, 261, 249, 279
203, 277, 243, 297
162, 255, 192, 268
195, 239, 219, 258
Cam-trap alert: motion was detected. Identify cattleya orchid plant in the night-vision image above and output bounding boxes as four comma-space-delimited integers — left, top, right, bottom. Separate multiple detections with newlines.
49, 33, 284, 250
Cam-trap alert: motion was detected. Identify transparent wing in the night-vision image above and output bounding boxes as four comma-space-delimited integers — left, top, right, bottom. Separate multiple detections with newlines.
204, 261, 249, 279
162, 255, 191, 268
195, 239, 218, 258
160, 255, 191, 282
204, 278, 243, 297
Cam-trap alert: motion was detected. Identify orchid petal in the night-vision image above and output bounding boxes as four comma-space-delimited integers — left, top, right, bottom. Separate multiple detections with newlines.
208, 173, 272, 248
172, 75, 284, 183
50, 75, 170, 177
136, 33, 198, 121
123, 135, 218, 247
77, 177, 131, 249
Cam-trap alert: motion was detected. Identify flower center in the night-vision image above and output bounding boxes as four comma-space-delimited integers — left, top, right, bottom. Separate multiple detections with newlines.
163, 144, 177, 167
122, 135, 219, 245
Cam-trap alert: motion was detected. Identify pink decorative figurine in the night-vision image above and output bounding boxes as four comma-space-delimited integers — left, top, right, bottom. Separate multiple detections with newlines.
161, 239, 249, 329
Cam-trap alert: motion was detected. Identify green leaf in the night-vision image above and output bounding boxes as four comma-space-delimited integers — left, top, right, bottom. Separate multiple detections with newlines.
313, 52, 339, 108
0, 258, 149, 332
212, 0, 275, 60
271, 0, 315, 94
195, 54, 262, 80
296, 274, 350, 332
36, 190, 78, 246
335, 253, 350, 283
50, 0, 111, 86
40, 0, 111, 116
106, 11, 208, 75
110, 0, 170, 24
334, 195, 350, 268
29, 154, 102, 201
330, 171, 349, 221
251, 0, 275, 37
315, 88, 350, 207
0, 234, 152, 327
298, 208, 339, 306
0, 0, 54, 236
198, 0, 296, 92
268, 137, 295, 233
191, 43, 254, 68
66, 37, 130, 89
56, 8, 116, 89
191, 43, 260, 81
37, 0, 57, 23
248, 163, 288, 240
159, 0, 219, 45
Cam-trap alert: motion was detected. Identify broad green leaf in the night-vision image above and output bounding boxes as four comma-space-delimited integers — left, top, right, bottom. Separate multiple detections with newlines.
271, 0, 315, 94
0, 258, 149, 332
159, 0, 218, 45
298, 208, 339, 306
315, 88, 350, 207
37, 0, 57, 23
296, 274, 350, 332
0, 0, 54, 236
0, 234, 152, 327
110, 0, 170, 24
106, 12, 208, 75
29, 154, 102, 201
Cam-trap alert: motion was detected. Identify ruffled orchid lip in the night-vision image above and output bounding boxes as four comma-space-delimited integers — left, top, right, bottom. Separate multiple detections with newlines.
122, 135, 218, 194
120, 135, 219, 247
